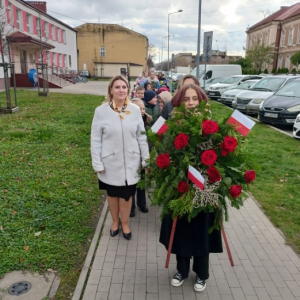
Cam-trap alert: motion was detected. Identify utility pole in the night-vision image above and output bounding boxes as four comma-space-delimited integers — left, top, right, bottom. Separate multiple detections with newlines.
196, 0, 202, 78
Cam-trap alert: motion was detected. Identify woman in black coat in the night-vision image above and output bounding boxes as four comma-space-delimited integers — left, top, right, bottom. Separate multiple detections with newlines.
159, 84, 223, 292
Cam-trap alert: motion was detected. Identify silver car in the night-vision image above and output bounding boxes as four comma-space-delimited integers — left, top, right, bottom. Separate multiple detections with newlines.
232, 75, 300, 115
219, 80, 260, 106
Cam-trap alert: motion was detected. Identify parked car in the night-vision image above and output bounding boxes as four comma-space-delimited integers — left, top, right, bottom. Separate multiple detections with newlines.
258, 78, 300, 125
233, 75, 300, 115
293, 113, 300, 139
203, 77, 226, 92
171, 73, 186, 81
219, 79, 260, 106
206, 75, 263, 100
79, 70, 91, 78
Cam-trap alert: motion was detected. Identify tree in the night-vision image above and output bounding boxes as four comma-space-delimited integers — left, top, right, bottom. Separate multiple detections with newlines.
230, 57, 252, 74
245, 38, 274, 72
147, 44, 156, 69
291, 51, 300, 71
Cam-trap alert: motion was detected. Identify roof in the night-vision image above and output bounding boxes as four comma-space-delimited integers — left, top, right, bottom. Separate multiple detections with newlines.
248, 3, 300, 31
16, 0, 77, 32
6, 31, 55, 49
75, 23, 148, 40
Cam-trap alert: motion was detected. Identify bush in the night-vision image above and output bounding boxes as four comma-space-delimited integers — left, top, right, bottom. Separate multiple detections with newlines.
271, 68, 276, 74
263, 68, 269, 74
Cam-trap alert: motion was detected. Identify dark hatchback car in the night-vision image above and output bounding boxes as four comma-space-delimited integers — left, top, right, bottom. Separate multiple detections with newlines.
258, 78, 300, 125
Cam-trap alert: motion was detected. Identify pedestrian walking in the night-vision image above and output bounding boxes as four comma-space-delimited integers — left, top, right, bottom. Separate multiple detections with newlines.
130, 98, 152, 217
91, 75, 149, 240
159, 84, 223, 292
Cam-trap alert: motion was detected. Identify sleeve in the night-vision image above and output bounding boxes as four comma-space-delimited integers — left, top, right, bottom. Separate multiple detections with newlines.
91, 108, 105, 172
160, 104, 169, 120
156, 80, 160, 90
136, 113, 150, 167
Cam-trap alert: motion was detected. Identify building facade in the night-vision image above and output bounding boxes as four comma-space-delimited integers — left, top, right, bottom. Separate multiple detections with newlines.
76, 23, 149, 78
0, 0, 77, 88
246, 3, 300, 72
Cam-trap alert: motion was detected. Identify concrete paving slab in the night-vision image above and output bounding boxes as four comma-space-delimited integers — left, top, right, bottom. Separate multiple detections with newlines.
0, 271, 56, 300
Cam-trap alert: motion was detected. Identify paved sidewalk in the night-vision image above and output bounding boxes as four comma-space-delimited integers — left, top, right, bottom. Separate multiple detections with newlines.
81, 196, 300, 300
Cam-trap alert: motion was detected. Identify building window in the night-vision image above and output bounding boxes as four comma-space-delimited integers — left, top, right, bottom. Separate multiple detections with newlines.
36, 18, 41, 37
52, 25, 55, 41
26, 14, 32, 33
281, 30, 285, 47
265, 32, 269, 46
100, 47, 105, 57
59, 54, 62, 66
298, 28, 300, 44
46, 51, 50, 63
44, 22, 49, 38
288, 28, 294, 45
286, 56, 290, 69
29, 53, 34, 64
8, 3, 14, 26
260, 33, 263, 45
69, 55, 72, 68
63, 30, 66, 43
57, 27, 60, 42
278, 57, 282, 69
16, 9, 22, 30
64, 54, 67, 67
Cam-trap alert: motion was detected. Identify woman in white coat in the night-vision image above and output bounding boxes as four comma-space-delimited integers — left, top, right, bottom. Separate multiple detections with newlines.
91, 75, 149, 240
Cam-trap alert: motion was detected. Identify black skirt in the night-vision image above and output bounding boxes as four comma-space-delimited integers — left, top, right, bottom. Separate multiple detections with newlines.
98, 180, 136, 201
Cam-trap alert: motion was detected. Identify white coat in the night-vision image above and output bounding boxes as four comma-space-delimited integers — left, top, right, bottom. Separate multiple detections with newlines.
91, 102, 149, 186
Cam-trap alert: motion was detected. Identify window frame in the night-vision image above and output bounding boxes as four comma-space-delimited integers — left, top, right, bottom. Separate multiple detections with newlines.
100, 46, 106, 57
281, 30, 285, 47
36, 18, 41, 37
26, 14, 32, 33
288, 27, 294, 45
63, 30, 66, 44
44, 21, 49, 38
16, 9, 22, 30
52, 25, 55, 41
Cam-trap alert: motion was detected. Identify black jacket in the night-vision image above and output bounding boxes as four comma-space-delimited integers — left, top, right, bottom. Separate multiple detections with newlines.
161, 101, 174, 120
159, 212, 223, 258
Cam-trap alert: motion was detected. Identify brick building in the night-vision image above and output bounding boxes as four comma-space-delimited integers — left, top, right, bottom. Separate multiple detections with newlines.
246, 3, 300, 72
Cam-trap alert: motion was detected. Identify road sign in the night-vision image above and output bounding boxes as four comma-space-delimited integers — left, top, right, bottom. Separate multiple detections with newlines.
203, 31, 213, 63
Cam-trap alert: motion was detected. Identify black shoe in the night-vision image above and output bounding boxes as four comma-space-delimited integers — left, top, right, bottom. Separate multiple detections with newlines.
130, 211, 135, 217
110, 228, 119, 237
194, 275, 206, 292
120, 223, 132, 240
171, 272, 184, 287
138, 205, 148, 213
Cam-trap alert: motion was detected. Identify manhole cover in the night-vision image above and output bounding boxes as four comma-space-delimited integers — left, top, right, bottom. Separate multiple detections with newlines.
8, 281, 32, 296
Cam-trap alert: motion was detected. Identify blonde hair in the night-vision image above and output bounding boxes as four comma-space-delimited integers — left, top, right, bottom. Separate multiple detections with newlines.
131, 98, 153, 124
175, 74, 200, 95
106, 75, 130, 103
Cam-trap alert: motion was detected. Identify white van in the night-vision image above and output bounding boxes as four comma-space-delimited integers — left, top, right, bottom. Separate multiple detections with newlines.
191, 64, 242, 87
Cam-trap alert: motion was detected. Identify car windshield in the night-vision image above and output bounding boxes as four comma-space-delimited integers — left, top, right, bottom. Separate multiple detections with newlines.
250, 77, 286, 92
236, 81, 254, 90
222, 77, 243, 84
275, 80, 300, 97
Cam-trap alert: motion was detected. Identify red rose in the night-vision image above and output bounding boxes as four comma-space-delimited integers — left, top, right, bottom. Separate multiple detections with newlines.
201, 150, 217, 166
156, 153, 171, 169
207, 166, 222, 183
229, 185, 242, 198
202, 120, 219, 136
221, 136, 238, 156
177, 181, 189, 193
174, 133, 189, 150
244, 170, 256, 183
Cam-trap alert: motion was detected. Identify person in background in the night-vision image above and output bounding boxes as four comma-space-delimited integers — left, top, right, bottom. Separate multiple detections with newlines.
130, 98, 152, 217
91, 75, 149, 240
157, 72, 164, 82
147, 71, 160, 93
144, 82, 152, 91
159, 84, 222, 292
125, 72, 131, 88
161, 74, 201, 120
143, 90, 160, 125
135, 74, 143, 86
158, 91, 172, 112
134, 85, 145, 100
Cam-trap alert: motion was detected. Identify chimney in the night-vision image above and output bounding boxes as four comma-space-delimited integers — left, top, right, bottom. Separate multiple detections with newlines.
26, 1, 47, 13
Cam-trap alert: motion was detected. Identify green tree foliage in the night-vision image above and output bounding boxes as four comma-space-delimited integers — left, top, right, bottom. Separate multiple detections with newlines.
245, 39, 274, 71
291, 51, 300, 70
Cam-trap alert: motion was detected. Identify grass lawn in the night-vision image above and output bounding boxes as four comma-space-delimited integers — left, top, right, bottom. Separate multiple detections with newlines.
1, 92, 300, 298
209, 100, 300, 253
0, 90, 104, 298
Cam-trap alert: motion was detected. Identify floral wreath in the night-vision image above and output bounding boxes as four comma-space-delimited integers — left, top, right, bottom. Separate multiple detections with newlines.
141, 101, 256, 231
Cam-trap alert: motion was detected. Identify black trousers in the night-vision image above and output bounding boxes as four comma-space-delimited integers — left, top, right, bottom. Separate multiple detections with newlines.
131, 187, 146, 212
176, 254, 209, 280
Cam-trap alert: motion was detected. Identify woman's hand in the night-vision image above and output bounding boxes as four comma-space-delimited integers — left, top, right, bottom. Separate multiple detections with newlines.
98, 170, 105, 174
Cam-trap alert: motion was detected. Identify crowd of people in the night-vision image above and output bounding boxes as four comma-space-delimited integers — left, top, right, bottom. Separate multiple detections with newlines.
90, 72, 222, 293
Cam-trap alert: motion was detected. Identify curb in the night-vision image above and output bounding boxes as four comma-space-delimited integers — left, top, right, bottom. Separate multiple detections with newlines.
72, 200, 108, 300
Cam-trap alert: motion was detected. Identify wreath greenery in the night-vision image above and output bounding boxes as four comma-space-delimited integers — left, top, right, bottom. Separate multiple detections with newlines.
140, 101, 257, 231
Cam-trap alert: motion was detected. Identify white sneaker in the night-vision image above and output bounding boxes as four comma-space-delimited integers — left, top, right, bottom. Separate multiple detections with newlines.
171, 272, 184, 287
194, 275, 206, 292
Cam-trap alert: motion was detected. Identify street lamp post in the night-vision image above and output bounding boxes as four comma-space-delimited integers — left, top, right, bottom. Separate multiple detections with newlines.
168, 9, 183, 73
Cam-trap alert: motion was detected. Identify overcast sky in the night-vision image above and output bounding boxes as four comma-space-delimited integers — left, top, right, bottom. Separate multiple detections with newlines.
47, 0, 297, 63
